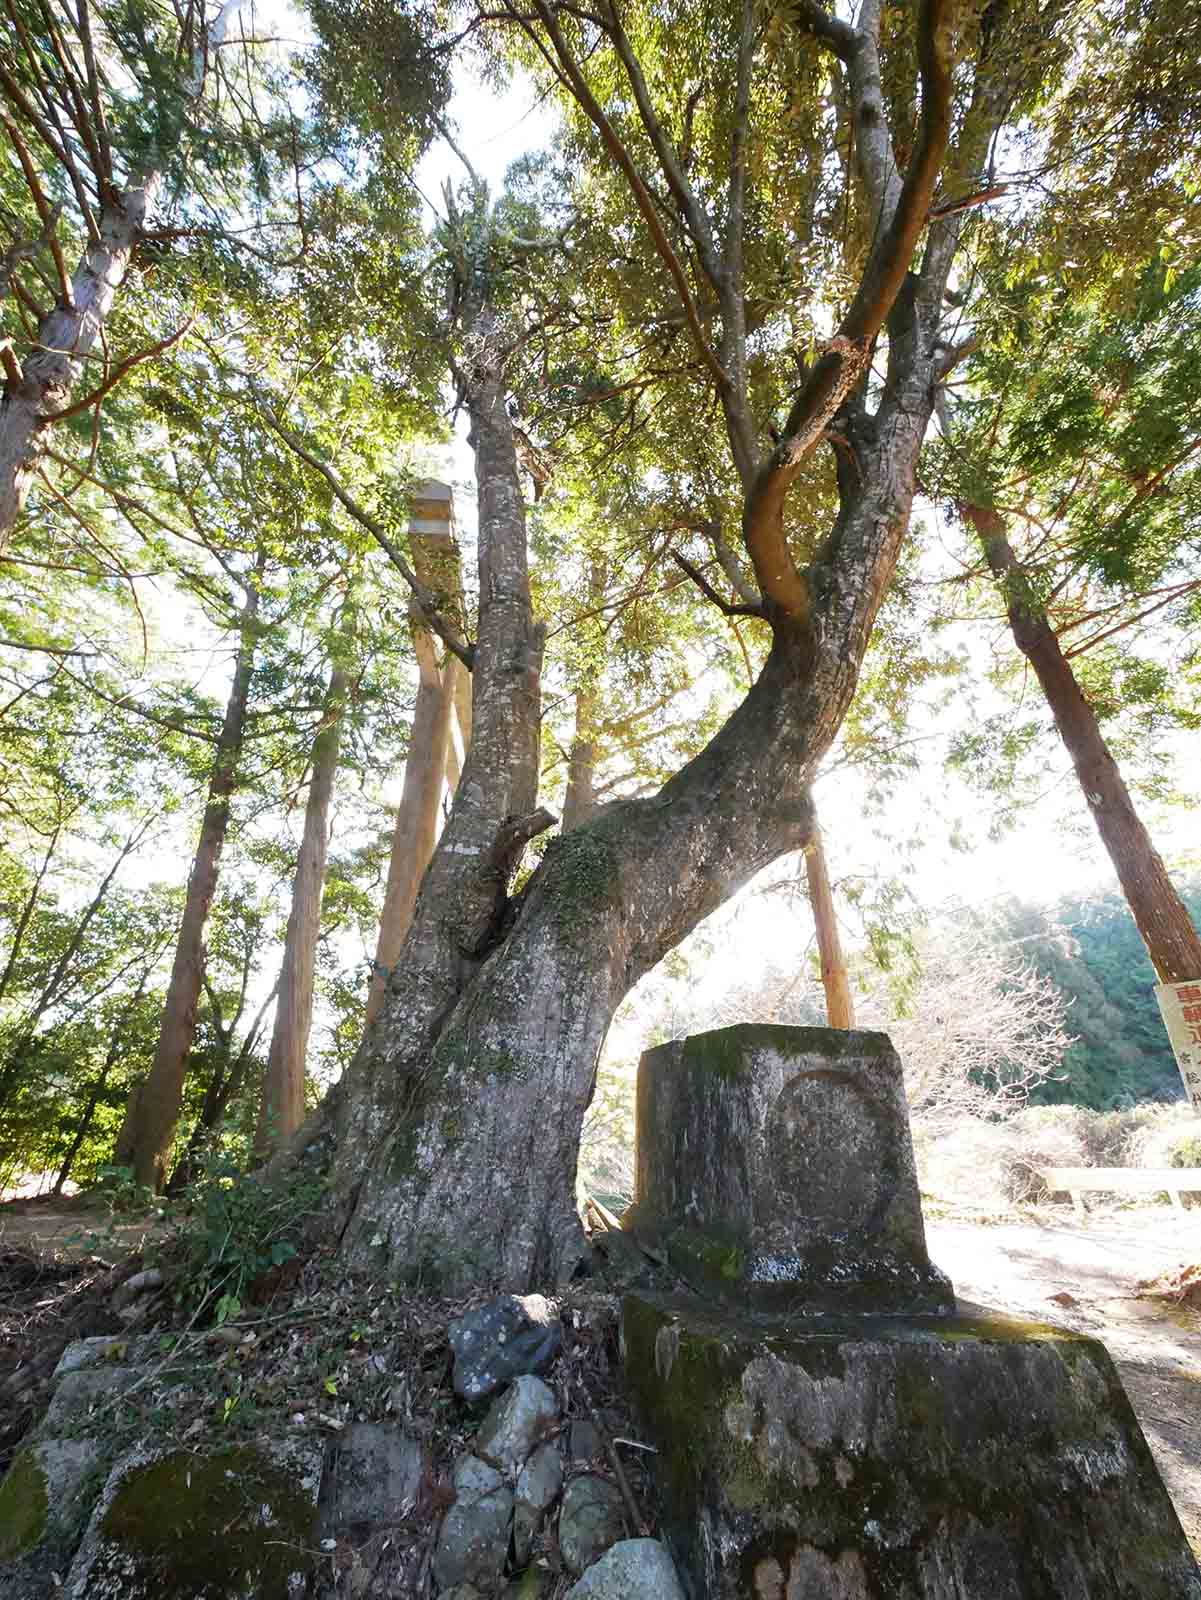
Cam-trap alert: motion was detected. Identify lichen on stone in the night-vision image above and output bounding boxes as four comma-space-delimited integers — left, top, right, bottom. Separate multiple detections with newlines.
0, 1448, 49, 1559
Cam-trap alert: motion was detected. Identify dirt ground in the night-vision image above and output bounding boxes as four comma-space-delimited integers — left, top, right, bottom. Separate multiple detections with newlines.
928, 1207, 1201, 1559
2, 1196, 1198, 1563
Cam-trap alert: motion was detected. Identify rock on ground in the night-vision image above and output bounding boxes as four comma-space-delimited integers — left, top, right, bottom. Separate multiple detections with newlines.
448, 1295, 561, 1402
476, 1375, 559, 1478
566, 1539, 686, 1600
432, 1454, 514, 1592
558, 1474, 626, 1576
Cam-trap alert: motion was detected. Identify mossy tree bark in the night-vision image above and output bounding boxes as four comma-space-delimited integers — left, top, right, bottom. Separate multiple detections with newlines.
317, 0, 1024, 1289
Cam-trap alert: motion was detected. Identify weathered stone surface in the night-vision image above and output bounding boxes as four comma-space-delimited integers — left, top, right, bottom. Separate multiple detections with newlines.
514, 1442, 564, 1563
449, 1294, 562, 1401
623, 1292, 1201, 1599
42, 1364, 138, 1431
565, 1539, 686, 1600
64, 1437, 324, 1599
0, 1436, 102, 1561
477, 1375, 559, 1478
432, 1453, 514, 1591
317, 1422, 424, 1539
558, 1474, 626, 1575
567, 1420, 601, 1463
626, 1025, 952, 1312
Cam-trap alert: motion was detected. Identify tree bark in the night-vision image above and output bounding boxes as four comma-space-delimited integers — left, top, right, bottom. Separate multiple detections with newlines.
332, 284, 939, 1288
366, 485, 469, 1022
0, 182, 160, 548
366, 619, 454, 1025
966, 504, 1201, 983
114, 576, 261, 1189
561, 682, 598, 832
254, 665, 348, 1156
804, 819, 855, 1028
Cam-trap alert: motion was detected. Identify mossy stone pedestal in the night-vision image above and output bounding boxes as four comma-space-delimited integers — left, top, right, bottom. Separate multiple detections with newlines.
620, 1027, 1201, 1596
626, 1025, 952, 1313
622, 1293, 1201, 1599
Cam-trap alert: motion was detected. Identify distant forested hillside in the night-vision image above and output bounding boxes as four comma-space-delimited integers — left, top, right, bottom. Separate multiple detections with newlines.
996, 884, 1200, 1110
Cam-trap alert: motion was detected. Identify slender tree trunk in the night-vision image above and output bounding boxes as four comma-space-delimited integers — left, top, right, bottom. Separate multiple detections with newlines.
0, 819, 63, 1007
561, 683, 598, 832
167, 978, 277, 1193
966, 504, 1201, 983
0, 182, 161, 548
115, 577, 261, 1189
366, 622, 453, 1024
366, 484, 469, 1022
804, 818, 855, 1028
254, 666, 348, 1155
0, 817, 150, 1114
52, 972, 152, 1195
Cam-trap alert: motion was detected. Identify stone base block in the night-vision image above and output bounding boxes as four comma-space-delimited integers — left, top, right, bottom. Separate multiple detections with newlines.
64, 1437, 324, 1599
622, 1293, 1201, 1599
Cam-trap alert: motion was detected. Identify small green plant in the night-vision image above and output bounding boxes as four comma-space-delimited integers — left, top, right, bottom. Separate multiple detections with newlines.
165, 1148, 326, 1322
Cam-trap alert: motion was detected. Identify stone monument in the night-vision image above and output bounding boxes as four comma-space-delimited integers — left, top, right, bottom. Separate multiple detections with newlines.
621, 1024, 1201, 1599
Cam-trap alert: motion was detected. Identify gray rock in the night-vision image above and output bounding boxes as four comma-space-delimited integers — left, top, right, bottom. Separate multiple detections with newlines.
43, 1366, 137, 1431
625, 1024, 954, 1313
448, 1295, 561, 1401
439, 1589, 483, 1600
566, 1540, 686, 1600
567, 1420, 601, 1463
0, 1436, 103, 1562
558, 1475, 625, 1576
513, 1443, 563, 1564
318, 1422, 424, 1540
432, 1454, 514, 1592
64, 1435, 324, 1599
477, 1375, 559, 1479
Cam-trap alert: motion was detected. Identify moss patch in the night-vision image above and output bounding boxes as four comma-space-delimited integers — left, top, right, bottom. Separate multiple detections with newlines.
95, 1446, 317, 1597
0, 1448, 48, 1559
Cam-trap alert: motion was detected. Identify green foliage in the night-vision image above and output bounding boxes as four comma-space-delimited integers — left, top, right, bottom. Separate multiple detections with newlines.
163, 1150, 325, 1318
993, 886, 1200, 1111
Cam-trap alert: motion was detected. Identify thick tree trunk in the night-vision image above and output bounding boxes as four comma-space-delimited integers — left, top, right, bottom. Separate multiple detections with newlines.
332, 294, 939, 1287
254, 666, 348, 1156
0, 182, 160, 548
115, 579, 260, 1189
967, 505, 1201, 983
804, 820, 855, 1028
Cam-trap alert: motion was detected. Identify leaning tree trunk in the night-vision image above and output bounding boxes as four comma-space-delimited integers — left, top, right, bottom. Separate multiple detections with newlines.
254, 665, 348, 1156
966, 504, 1201, 983
0, 182, 160, 549
330, 296, 939, 1289
804, 815, 855, 1028
115, 580, 260, 1189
